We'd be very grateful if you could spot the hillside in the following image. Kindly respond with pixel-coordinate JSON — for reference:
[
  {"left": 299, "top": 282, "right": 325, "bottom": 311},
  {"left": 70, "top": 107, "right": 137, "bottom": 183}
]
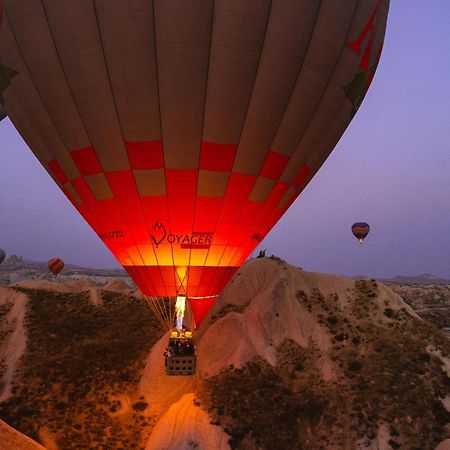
[
  {"left": 0, "top": 258, "right": 449, "bottom": 449},
  {"left": 0, "top": 255, "right": 130, "bottom": 287},
  {"left": 382, "top": 274, "right": 450, "bottom": 285},
  {"left": 0, "top": 284, "right": 164, "bottom": 449},
  {"left": 386, "top": 283, "right": 450, "bottom": 339},
  {"left": 2, "top": 254, "right": 448, "bottom": 337},
  {"left": 0, "top": 419, "right": 45, "bottom": 449}
]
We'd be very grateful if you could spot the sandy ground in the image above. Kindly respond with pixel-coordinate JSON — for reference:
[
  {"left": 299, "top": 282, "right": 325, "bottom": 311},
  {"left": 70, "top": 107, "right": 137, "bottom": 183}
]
[
  {"left": 103, "top": 279, "right": 130, "bottom": 292},
  {"left": 0, "top": 420, "right": 46, "bottom": 450},
  {"left": 428, "top": 347, "right": 450, "bottom": 418},
  {"left": 146, "top": 393, "right": 230, "bottom": 450},
  {"left": 355, "top": 423, "right": 391, "bottom": 450},
  {"left": 436, "top": 439, "right": 450, "bottom": 450},
  {"left": 0, "top": 259, "right": 448, "bottom": 449},
  {"left": 193, "top": 258, "right": 420, "bottom": 378},
  {"left": 139, "top": 333, "right": 198, "bottom": 419},
  {"left": 37, "top": 428, "right": 58, "bottom": 450},
  {"left": 138, "top": 259, "right": 447, "bottom": 449},
  {"left": 89, "top": 287, "right": 102, "bottom": 306},
  {"left": 0, "top": 287, "right": 28, "bottom": 402}
]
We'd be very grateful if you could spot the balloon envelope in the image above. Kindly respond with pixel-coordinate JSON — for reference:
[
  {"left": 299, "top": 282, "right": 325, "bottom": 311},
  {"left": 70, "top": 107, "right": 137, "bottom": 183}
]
[
  {"left": 0, "top": 1, "right": 388, "bottom": 325},
  {"left": 352, "top": 222, "right": 370, "bottom": 244},
  {"left": 0, "top": 104, "right": 6, "bottom": 121},
  {"left": 48, "top": 258, "right": 64, "bottom": 277}
]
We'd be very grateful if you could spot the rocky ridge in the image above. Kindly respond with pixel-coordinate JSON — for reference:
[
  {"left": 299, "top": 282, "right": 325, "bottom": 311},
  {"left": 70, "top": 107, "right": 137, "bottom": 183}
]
[{"left": 0, "top": 258, "right": 448, "bottom": 449}]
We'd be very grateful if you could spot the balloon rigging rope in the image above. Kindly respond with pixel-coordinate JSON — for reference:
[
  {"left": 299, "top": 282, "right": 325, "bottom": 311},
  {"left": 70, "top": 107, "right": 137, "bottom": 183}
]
[
  {"left": 156, "top": 297, "right": 171, "bottom": 330},
  {"left": 143, "top": 296, "right": 161, "bottom": 326},
  {"left": 150, "top": 296, "right": 165, "bottom": 323},
  {"left": 144, "top": 296, "right": 168, "bottom": 330},
  {"left": 144, "top": 295, "right": 177, "bottom": 331},
  {"left": 168, "top": 293, "right": 172, "bottom": 328}
]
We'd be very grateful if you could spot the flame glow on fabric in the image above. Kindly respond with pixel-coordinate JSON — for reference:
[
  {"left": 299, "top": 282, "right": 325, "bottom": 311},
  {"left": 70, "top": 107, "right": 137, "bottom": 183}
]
[{"left": 0, "top": 1, "right": 389, "bottom": 329}]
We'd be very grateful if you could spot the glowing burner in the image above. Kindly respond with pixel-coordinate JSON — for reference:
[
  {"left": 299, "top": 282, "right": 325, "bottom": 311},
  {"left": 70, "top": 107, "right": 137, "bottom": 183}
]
[{"left": 175, "top": 295, "right": 186, "bottom": 330}]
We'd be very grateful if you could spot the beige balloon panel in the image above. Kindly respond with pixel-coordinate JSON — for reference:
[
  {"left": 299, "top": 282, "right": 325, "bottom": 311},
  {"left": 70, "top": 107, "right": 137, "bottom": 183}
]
[{"left": 0, "top": 0, "right": 389, "bottom": 299}]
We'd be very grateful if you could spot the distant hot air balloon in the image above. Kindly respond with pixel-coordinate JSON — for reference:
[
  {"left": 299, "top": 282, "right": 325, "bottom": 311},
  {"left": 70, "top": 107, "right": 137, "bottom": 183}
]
[
  {"left": 48, "top": 258, "right": 64, "bottom": 277},
  {"left": 0, "top": 249, "right": 5, "bottom": 264},
  {"left": 0, "top": 1, "right": 389, "bottom": 329},
  {"left": 352, "top": 222, "right": 370, "bottom": 244}
]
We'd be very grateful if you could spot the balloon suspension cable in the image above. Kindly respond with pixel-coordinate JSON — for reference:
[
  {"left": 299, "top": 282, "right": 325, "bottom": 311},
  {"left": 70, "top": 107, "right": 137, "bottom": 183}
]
[
  {"left": 168, "top": 291, "right": 172, "bottom": 328},
  {"left": 142, "top": 294, "right": 190, "bottom": 333},
  {"left": 143, "top": 295, "right": 176, "bottom": 331}
]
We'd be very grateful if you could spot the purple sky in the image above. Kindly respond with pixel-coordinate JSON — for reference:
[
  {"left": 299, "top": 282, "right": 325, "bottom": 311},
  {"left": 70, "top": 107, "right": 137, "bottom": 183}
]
[{"left": 1, "top": 2, "right": 449, "bottom": 279}]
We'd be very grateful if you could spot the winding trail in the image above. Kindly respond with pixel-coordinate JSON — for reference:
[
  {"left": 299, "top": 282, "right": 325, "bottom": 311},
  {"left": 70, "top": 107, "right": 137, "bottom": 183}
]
[
  {"left": 89, "top": 287, "right": 102, "bottom": 306},
  {"left": 0, "top": 419, "right": 46, "bottom": 449},
  {"left": 0, "top": 287, "right": 28, "bottom": 402},
  {"left": 146, "top": 393, "right": 231, "bottom": 450}
]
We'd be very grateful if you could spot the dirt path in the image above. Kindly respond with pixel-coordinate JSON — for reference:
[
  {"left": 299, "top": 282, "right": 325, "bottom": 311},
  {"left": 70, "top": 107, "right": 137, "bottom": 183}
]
[
  {"left": 38, "top": 427, "right": 59, "bottom": 450},
  {"left": 146, "top": 393, "right": 231, "bottom": 450},
  {"left": 0, "top": 287, "right": 28, "bottom": 402},
  {"left": 89, "top": 287, "right": 102, "bottom": 306},
  {"left": 0, "top": 419, "right": 46, "bottom": 449}
]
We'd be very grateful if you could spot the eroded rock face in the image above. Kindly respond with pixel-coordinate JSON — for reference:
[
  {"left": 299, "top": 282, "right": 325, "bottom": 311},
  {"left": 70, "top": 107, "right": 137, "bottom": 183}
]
[
  {"left": 146, "top": 394, "right": 230, "bottom": 450},
  {"left": 388, "top": 283, "right": 450, "bottom": 338},
  {"left": 139, "top": 258, "right": 450, "bottom": 449},
  {"left": 187, "top": 259, "right": 448, "bottom": 449},
  {"left": 1, "top": 258, "right": 448, "bottom": 449},
  {"left": 436, "top": 439, "right": 450, "bottom": 450},
  {"left": 194, "top": 258, "right": 417, "bottom": 377},
  {"left": 0, "top": 287, "right": 28, "bottom": 402},
  {"left": 139, "top": 333, "right": 199, "bottom": 419},
  {"left": 0, "top": 420, "right": 46, "bottom": 450}
]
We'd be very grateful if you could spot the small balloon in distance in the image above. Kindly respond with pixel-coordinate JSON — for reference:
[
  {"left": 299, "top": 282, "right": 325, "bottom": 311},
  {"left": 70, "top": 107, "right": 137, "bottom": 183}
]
[
  {"left": 351, "top": 222, "right": 370, "bottom": 244},
  {"left": 48, "top": 258, "right": 64, "bottom": 276}
]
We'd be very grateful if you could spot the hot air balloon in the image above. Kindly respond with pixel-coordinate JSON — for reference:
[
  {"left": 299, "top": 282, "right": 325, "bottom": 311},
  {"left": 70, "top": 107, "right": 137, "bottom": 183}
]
[
  {"left": 0, "top": 1, "right": 389, "bottom": 330},
  {"left": 352, "top": 222, "right": 370, "bottom": 244},
  {"left": 48, "top": 258, "right": 64, "bottom": 277},
  {"left": 0, "top": 104, "right": 6, "bottom": 121},
  {"left": 0, "top": 249, "right": 5, "bottom": 264}
]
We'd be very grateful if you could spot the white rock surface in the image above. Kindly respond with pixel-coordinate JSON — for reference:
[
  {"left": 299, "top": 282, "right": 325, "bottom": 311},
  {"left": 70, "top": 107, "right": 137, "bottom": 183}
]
[
  {"left": 0, "top": 287, "right": 28, "bottom": 402},
  {"left": 140, "top": 258, "right": 425, "bottom": 449},
  {"left": 146, "top": 393, "right": 230, "bottom": 450},
  {"left": 436, "top": 439, "right": 450, "bottom": 450},
  {"left": 0, "top": 420, "right": 46, "bottom": 450}
]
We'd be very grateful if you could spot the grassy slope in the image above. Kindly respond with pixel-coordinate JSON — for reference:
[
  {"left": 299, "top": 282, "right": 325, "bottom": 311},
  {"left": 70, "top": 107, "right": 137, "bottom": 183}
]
[
  {"left": 198, "top": 280, "right": 450, "bottom": 450},
  {"left": 0, "top": 288, "right": 163, "bottom": 449},
  {"left": 0, "top": 299, "right": 13, "bottom": 388},
  {"left": 0, "top": 279, "right": 449, "bottom": 450},
  {"left": 388, "top": 284, "right": 450, "bottom": 331}
]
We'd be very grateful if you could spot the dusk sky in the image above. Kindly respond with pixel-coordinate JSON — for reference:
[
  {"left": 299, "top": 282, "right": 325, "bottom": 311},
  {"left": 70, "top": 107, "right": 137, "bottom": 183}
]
[{"left": 1, "top": 2, "right": 449, "bottom": 279}]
